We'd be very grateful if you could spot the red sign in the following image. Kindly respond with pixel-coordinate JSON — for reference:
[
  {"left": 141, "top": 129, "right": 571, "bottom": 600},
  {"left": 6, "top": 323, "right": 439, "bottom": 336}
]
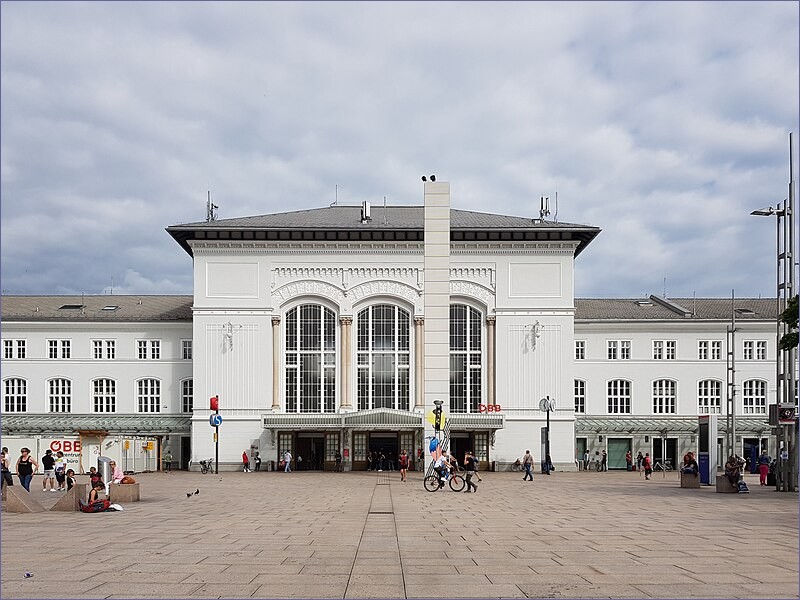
[
  {"left": 210, "top": 395, "right": 219, "bottom": 411},
  {"left": 343, "top": 448, "right": 349, "bottom": 458},
  {"left": 49, "top": 440, "right": 82, "bottom": 453},
  {"left": 478, "top": 404, "right": 502, "bottom": 413}
]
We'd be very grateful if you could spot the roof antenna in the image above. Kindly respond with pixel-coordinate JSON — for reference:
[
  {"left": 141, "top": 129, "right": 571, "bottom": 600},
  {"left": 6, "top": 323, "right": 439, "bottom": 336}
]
[
  {"left": 110, "top": 277, "right": 114, "bottom": 296},
  {"left": 553, "top": 191, "right": 559, "bottom": 223},
  {"left": 383, "top": 195, "right": 388, "bottom": 225},
  {"left": 663, "top": 277, "right": 667, "bottom": 298},
  {"left": 331, "top": 184, "right": 338, "bottom": 207},
  {"left": 206, "top": 191, "right": 218, "bottom": 222},
  {"left": 539, "top": 195, "right": 550, "bottom": 220}
]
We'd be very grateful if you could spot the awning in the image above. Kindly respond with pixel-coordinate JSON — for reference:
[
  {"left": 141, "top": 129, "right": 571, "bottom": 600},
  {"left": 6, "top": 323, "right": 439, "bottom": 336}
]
[
  {"left": 576, "top": 416, "right": 770, "bottom": 435},
  {"left": 1, "top": 414, "right": 192, "bottom": 436},
  {"left": 262, "top": 408, "right": 504, "bottom": 431}
]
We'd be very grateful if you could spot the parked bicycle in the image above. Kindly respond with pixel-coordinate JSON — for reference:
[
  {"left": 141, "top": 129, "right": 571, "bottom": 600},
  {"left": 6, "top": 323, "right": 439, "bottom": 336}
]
[
  {"left": 199, "top": 458, "right": 214, "bottom": 474},
  {"left": 424, "top": 466, "right": 466, "bottom": 492},
  {"left": 653, "top": 459, "right": 673, "bottom": 472},
  {"left": 511, "top": 458, "right": 523, "bottom": 472}
]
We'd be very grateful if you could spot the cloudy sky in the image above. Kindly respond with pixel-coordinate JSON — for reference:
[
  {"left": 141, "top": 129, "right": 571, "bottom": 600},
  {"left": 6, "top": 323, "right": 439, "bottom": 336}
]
[{"left": 2, "top": 1, "right": 797, "bottom": 299}]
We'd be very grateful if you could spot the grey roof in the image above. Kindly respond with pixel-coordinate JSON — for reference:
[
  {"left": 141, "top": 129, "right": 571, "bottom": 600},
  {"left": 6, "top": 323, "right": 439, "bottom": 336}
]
[
  {"left": 1, "top": 414, "right": 192, "bottom": 435},
  {"left": 171, "top": 206, "right": 594, "bottom": 231},
  {"left": 575, "top": 296, "right": 778, "bottom": 321},
  {"left": 1, "top": 295, "right": 193, "bottom": 322},
  {"left": 166, "top": 205, "right": 601, "bottom": 257}
]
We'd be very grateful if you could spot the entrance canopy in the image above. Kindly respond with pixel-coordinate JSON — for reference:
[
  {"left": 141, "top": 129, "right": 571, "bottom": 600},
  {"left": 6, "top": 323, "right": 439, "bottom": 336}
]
[
  {"left": 262, "top": 408, "right": 504, "bottom": 431},
  {"left": 576, "top": 416, "right": 769, "bottom": 435}
]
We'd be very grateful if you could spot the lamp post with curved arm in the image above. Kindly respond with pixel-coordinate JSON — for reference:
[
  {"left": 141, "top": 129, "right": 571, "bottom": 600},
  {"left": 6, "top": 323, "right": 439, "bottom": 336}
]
[{"left": 539, "top": 396, "right": 556, "bottom": 473}]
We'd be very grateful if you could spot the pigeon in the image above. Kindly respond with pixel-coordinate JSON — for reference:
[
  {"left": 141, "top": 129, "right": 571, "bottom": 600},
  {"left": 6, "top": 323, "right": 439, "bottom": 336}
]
[
  {"left": 186, "top": 492, "right": 193, "bottom": 498},
  {"left": 194, "top": 489, "right": 199, "bottom": 495}
]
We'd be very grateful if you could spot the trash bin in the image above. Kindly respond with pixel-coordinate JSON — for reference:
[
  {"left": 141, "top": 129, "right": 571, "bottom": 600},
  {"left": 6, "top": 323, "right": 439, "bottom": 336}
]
[
  {"left": 97, "top": 456, "right": 113, "bottom": 484},
  {"left": 267, "top": 460, "right": 274, "bottom": 472},
  {"left": 491, "top": 460, "right": 497, "bottom": 472}
]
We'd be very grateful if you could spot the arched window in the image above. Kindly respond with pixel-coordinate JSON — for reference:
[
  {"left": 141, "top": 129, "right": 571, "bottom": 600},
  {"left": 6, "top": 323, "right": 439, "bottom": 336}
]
[
  {"left": 607, "top": 380, "right": 631, "bottom": 414},
  {"left": 137, "top": 378, "right": 161, "bottom": 413},
  {"left": 574, "top": 379, "right": 586, "bottom": 414},
  {"left": 357, "top": 304, "right": 410, "bottom": 411},
  {"left": 450, "top": 304, "right": 482, "bottom": 413},
  {"left": 285, "top": 304, "right": 336, "bottom": 413},
  {"left": 3, "top": 378, "right": 27, "bottom": 412},
  {"left": 698, "top": 379, "right": 722, "bottom": 414},
  {"left": 93, "top": 379, "right": 116, "bottom": 413},
  {"left": 743, "top": 379, "right": 767, "bottom": 414},
  {"left": 181, "top": 379, "right": 193, "bottom": 413},
  {"left": 48, "top": 378, "right": 71, "bottom": 413},
  {"left": 652, "top": 379, "right": 676, "bottom": 414}
]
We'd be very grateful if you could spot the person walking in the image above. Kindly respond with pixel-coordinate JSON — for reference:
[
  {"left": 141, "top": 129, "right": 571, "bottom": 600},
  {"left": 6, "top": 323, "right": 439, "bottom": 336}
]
[
  {"left": 283, "top": 450, "right": 292, "bottom": 473},
  {"left": 254, "top": 451, "right": 262, "bottom": 472},
  {"left": 335, "top": 451, "right": 342, "bottom": 472},
  {"left": 625, "top": 450, "right": 633, "bottom": 472},
  {"left": 643, "top": 453, "right": 652, "bottom": 480},
  {"left": 163, "top": 449, "right": 173, "bottom": 472},
  {"left": 16, "top": 448, "right": 38, "bottom": 491},
  {"left": 41, "top": 449, "right": 56, "bottom": 492},
  {"left": 600, "top": 450, "right": 608, "bottom": 472},
  {"left": 522, "top": 450, "right": 534, "bottom": 481},
  {"left": 583, "top": 450, "right": 590, "bottom": 471},
  {"left": 242, "top": 450, "right": 250, "bottom": 473},
  {"left": 0, "top": 449, "right": 12, "bottom": 487},
  {"left": 636, "top": 451, "right": 644, "bottom": 474},
  {"left": 757, "top": 449, "right": 771, "bottom": 486},
  {"left": 463, "top": 451, "right": 478, "bottom": 493},
  {"left": 398, "top": 450, "right": 409, "bottom": 482}
]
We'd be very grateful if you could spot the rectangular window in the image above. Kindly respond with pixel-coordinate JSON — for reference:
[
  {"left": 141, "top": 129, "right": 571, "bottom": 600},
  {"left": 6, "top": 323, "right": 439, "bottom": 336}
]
[
  {"left": 181, "top": 379, "right": 193, "bottom": 413},
  {"left": 711, "top": 341, "right": 721, "bottom": 360},
  {"left": 3, "top": 340, "right": 12, "bottom": 359},
  {"left": 607, "top": 341, "right": 630, "bottom": 360},
  {"left": 16, "top": 340, "right": 26, "bottom": 359},
  {"left": 575, "top": 340, "right": 585, "bottom": 360},
  {"left": 756, "top": 341, "right": 766, "bottom": 361},
  {"left": 93, "top": 340, "right": 115, "bottom": 359},
  {"left": 137, "top": 340, "right": 160, "bottom": 359},
  {"left": 620, "top": 341, "right": 631, "bottom": 360},
  {"left": 574, "top": 380, "right": 586, "bottom": 414},
  {"left": 607, "top": 341, "right": 617, "bottom": 360},
  {"left": 653, "top": 340, "right": 676, "bottom": 360},
  {"left": 743, "top": 341, "right": 754, "bottom": 361},
  {"left": 182, "top": 340, "right": 193, "bottom": 360},
  {"left": 49, "top": 339, "right": 59, "bottom": 359}
]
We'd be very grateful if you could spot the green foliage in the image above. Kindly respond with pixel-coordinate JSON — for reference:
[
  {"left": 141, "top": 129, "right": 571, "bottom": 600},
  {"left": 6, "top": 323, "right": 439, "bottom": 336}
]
[{"left": 779, "top": 295, "right": 799, "bottom": 351}]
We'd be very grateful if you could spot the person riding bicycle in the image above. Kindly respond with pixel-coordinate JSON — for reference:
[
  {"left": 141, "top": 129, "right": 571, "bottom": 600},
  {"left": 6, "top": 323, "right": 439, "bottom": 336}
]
[{"left": 433, "top": 455, "right": 448, "bottom": 488}]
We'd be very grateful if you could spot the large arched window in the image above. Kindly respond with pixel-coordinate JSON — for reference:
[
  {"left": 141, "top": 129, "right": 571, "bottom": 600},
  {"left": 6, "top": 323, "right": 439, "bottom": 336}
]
[
  {"left": 357, "top": 304, "right": 410, "bottom": 411},
  {"left": 652, "top": 379, "right": 676, "bottom": 414},
  {"left": 3, "top": 378, "right": 27, "bottom": 412},
  {"left": 743, "top": 379, "right": 767, "bottom": 414},
  {"left": 607, "top": 380, "right": 631, "bottom": 414},
  {"left": 48, "top": 378, "right": 72, "bottom": 413},
  {"left": 285, "top": 304, "right": 336, "bottom": 413},
  {"left": 698, "top": 379, "right": 722, "bottom": 414},
  {"left": 93, "top": 378, "right": 116, "bottom": 413},
  {"left": 450, "top": 304, "right": 482, "bottom": 413},
  {"left": 137, "top": 378, "right": 161, "bottom": 413}
]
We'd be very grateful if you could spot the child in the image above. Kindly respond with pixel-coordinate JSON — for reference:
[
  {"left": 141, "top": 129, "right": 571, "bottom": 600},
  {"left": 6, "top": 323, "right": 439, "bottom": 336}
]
[{"left": 65, "top": 469, "right": 76, "bottom": 491}]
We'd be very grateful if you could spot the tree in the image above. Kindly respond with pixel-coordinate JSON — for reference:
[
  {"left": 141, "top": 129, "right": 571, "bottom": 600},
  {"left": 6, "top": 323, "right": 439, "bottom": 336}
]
[{"left": 779, "top": 295, "right": 799, "bottom": 351}]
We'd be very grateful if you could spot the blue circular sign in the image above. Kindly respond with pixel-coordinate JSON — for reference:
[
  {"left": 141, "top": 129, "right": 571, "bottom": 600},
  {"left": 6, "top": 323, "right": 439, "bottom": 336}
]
[{"left": 209, "top": 414, "right": 223, "bottom": 427}]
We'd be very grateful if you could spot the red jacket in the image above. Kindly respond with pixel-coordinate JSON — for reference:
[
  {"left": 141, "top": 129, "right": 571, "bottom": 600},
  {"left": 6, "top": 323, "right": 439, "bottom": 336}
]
[{"left": 242, "top": 452, "right": 249, "bottom": 464}]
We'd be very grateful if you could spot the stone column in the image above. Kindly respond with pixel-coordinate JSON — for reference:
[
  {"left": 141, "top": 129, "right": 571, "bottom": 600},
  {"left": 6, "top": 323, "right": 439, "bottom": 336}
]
[
  {"left": 486, "top": 316, "right": 496, "bottom": 407},
  {"left": 271, "top": 317, "right": 281, "bottom": 411},
  {"left": 340, "top": 316, "right": 353, "bottom": 410},
  {"left": 414, "top": 317, "right": 425, "bottom": 409}
]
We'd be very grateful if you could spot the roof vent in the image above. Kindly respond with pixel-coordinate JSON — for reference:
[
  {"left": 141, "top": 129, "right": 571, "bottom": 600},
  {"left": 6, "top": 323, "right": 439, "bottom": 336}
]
[
  {"left": 361, "top": 201, "right": 372, "bottom": 223},
  {"left": 734, "top": 308, "right": 755, "bottom": 316},
  {"left": 58, "top": 304, "right": 84, "bottom": 310},
  {"left": 102, "top": 305, "right": 119, "bottom": 311},
  {"left": 635, "top": 300, "right": 652, "bottom": 306}
]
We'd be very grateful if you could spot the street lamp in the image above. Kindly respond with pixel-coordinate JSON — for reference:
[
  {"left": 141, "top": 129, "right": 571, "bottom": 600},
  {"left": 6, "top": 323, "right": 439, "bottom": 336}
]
[
  {"left": 749, "top": 133, "right": 797, "bottom": 492},
  {"left": 539, "top": 396, "right": 556, "bottom": 473}
]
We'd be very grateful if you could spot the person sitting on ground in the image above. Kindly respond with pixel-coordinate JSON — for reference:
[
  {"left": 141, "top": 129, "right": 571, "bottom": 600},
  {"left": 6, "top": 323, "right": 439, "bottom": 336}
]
[
  {"left": 681, "top": 451, "right": 699, "bottom": 476},
  {"left": 85, "top": 482, "right": 112, "bottom": 512},
  {"left": 724, "top": 455, "right": 741, "bottom": 487}
]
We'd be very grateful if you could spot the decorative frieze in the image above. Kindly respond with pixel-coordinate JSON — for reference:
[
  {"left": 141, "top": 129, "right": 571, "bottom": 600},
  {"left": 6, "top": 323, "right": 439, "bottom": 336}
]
[
  {"left": 271, "top": 280, "right": 346, "bottom": 305},
  {"left": 349, "top": 280, "right": 421, "bottom": 303}
]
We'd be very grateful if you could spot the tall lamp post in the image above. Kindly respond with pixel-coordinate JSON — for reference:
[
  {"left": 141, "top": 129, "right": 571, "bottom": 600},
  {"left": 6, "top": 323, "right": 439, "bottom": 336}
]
[
  {"left": 539, "top": 396, "right": 556, "bottom": 473},
  {"left": 750, "top": 133, "right": 797, "bottom": 492}
]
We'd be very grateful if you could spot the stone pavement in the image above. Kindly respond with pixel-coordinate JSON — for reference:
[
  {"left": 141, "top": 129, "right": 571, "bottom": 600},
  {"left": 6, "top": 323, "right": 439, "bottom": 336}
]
[{"left": 1, "top": 469, "right": 797, "bottom": 599}]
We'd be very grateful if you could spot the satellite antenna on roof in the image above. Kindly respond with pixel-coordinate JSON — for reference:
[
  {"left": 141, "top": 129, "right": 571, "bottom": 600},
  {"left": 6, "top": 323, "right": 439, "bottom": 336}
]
[
  {"left": 206, "top": 191, "right": 218, "bottom": 222},
  {"left": 539, "top": 196, "right": 550, "bottom": 220}
]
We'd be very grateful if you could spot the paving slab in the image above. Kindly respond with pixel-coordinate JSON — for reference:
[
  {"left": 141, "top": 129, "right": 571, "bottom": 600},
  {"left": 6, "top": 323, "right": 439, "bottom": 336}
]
[{"left": 2, "top": 470, "right": 797, "bottom": 599}]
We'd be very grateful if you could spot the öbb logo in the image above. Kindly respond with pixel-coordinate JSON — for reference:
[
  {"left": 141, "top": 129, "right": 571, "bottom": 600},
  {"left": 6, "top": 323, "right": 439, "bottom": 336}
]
[
  {"left": 478, "top": 404, "right": 502, "bottom": 413},
  {"left": 49, "top": 440, "right": 81, "bottom": 453}
]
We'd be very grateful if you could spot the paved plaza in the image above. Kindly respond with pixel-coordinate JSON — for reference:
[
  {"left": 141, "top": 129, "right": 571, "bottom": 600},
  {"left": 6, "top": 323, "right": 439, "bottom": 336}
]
[{"left": 1, "top": 469, "right": 798, "bottom": 599}]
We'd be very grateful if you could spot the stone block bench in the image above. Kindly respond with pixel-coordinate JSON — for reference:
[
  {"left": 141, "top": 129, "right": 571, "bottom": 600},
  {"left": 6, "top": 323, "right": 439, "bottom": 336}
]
[
  {"left": 680, "top": 472, "right": 701, "bottom": 488},
  {"left": 110, "top": 483, "right": 140, "bottom": 502},
  {"left": 715, "top": 475, "right": 738, "bottom": 493}
]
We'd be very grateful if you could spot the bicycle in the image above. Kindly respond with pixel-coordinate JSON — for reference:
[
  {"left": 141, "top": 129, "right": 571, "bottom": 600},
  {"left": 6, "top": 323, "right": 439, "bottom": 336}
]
[
  {"left": 424, "top": 467, "right": 466, "bottom": 492},
  {"left": 653, "top": 460, "right": 673, "bottom": 472},
  {"left": 199, "top": 458, "right": 214, "bottom": 474},
  {"left": 511, "top": 459, "right": 523, "bottom": 472}
]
